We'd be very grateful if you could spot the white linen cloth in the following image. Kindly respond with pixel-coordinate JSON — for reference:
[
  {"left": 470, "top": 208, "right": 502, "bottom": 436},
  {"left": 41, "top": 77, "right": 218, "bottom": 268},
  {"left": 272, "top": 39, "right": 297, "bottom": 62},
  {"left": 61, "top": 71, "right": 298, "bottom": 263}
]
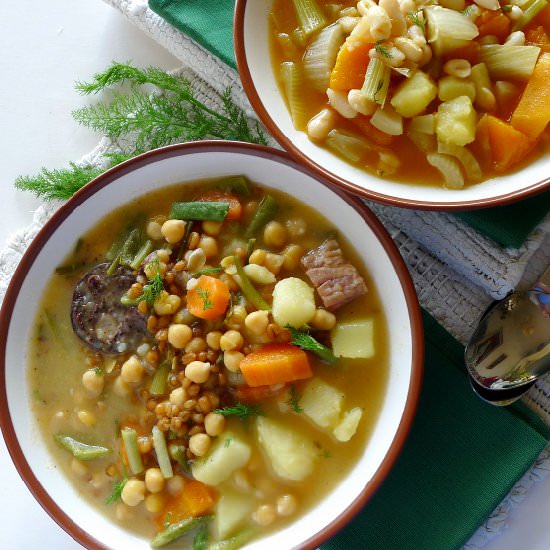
[{"left": 0, "top": 0, "right": 549, "bottom": 546}]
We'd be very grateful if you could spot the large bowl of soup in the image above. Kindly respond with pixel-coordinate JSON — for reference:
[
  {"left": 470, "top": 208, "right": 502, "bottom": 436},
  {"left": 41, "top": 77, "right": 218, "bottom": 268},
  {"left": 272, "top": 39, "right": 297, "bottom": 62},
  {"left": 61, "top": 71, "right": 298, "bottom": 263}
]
[
  {"left": 0, "top": 142, "right": 423, "bottom": 550},
  {"left": 234, "top": 0, "right": 550, "bottom": 209}
]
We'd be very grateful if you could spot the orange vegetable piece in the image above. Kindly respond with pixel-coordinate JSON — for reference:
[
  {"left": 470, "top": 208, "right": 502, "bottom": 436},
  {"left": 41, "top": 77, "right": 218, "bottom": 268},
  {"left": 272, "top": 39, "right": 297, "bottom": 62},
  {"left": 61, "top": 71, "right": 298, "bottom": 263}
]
[
  {"left": 533, "top": 3, "right": 550, "bottom": 28},
  {"left": 153, "top": 480, "right": 217, "bottom": 531},
  {"left": 197, "top": 189, "right": 242, "bottom": 221},
  {"left": 187, "top": 275, "right": 230, "bottom": 320},
  {"left": 443, "top": 41, "right": 480, "bottom": 64},
  {"left": 478, "top": 114, "right": 533, "bottom": 172},
  {"left": 353, "top": 115, "right": 393, "bottom": 146},
  {"left": 240, "top": 343, "right": 313, "bottom": 387},
  {"left": 526, "top": 26, "right": 550, "bottom": 53},
  {"left": 329, "top": 41, "right": 373, "bottom": 91},
  {"left": 232, "top": 383, "right": 288, "bottom": 403},
  {"left": 476, "top": 9, "right": 511, "bottom": 42},
  {"left": 511, "top": 53, "right": 550, "bottom": 141}
]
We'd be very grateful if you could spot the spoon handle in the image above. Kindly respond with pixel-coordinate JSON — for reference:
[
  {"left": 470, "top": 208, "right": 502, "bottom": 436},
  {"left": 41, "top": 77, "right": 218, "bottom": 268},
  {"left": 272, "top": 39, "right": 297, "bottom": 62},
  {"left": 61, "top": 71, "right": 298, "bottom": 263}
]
[{"left": 531, "top": 266, "right": 550, "bottom": 315}]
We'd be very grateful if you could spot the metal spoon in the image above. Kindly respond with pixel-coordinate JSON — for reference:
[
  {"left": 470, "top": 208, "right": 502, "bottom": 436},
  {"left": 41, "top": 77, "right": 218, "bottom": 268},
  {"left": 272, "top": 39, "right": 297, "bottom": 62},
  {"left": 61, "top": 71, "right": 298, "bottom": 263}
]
[{"left": 464, "top": 266, "right": 550, "bottom": 406}]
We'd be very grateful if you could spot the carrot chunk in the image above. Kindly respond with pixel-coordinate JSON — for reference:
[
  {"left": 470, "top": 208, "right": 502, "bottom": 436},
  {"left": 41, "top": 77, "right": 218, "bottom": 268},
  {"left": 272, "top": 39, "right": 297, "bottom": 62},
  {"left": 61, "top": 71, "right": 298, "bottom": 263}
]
[
  {"left": 187, "top": 275, "right": 230, "bottom": 320},
  {"left": 478, "top": 114, "right": 533, "bottom": 172},
  {"left": 511, "top": 53, "right": 550, "bottom": 141},
  {"left": 196, "top": 189, "right": 242, "bottom": 221},
  {"left": 526, "top": 26, "right": 550, "bottom": 53},
  {"left": 232, "top": 383, "right": 288, "bottom": 403},
  {"left": 240, "top": 343, "right": 313, "bottom": 387},
  {"left": 329, "top": 41, "right": 373, "bottom": 91},
  {"left": 153, "top": 480, "right": 216, "bottom": 531},
  {"left": 476, "top": 9, "right": 511, "bottom": 42}
]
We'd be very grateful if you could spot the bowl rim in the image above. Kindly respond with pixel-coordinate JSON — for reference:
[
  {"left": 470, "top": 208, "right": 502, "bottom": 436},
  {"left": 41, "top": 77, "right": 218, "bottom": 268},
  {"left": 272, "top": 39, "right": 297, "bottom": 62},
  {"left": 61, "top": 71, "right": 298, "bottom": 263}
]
[
  {"left": 233, "top": 0, "right": 550, "bottom": 211},
  {"left": 0, "top": 141, "right": 424, "bottom": 550}
]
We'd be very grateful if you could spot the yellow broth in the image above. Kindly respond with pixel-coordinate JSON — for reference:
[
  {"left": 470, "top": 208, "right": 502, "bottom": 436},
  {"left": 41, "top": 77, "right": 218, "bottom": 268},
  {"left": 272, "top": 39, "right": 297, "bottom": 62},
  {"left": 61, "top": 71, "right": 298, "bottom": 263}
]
[
  {"left": 29, "top": 178, "right": 388, "bottom": 546},
  {"left": 270, "top": 0, "right": 550, "bottom": 188}
]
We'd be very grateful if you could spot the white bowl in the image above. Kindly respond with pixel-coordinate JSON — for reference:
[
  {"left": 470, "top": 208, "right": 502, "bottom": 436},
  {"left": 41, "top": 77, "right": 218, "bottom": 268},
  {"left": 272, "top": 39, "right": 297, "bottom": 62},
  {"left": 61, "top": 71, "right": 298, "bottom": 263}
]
[
  {"left": 0, "top": 142, "right": 423, "bottom": 549},
  {"left": 234, "top": 0, "right": 550, "bottom": 209}
]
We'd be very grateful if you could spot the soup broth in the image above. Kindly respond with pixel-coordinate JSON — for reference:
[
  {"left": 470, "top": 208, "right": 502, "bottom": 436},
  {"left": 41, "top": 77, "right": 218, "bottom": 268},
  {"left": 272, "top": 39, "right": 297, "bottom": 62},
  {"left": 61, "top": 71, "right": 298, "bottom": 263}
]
[
  {"left": 270, "top": 0, "right": 550, "bottom": 189},
  {"left": 29, "top": 177, "right": 388, "bottom": 548}
]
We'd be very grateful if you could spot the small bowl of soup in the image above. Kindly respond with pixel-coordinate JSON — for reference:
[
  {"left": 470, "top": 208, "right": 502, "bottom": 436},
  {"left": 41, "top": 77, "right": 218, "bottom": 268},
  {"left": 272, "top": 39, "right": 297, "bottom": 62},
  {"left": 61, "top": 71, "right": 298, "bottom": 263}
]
[
  {"left": 0, "top": 142, "right": 423, "bottom": 549},
  {"left": 234, "top": 0, "right": 550, "bottom": 208}
]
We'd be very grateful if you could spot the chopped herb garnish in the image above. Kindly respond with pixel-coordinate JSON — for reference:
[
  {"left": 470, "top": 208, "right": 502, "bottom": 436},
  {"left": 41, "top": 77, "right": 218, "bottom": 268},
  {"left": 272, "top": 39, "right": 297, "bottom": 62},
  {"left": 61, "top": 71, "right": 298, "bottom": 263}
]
[
  {"left": 214, "top": 403, "right": 263, "bottom": 418},
  {"left": 501, "top": 4, "right": 512, "bottom": 11},
  {"left": 138, "top": 272, "right": 164, "bottom": 306},
  {"left": 224, "top": 436, "right": 233, "bottom": 448},
  {"left": 93, "top": 367, "right": 104, "bottom": 376},
  {"left": 104, "top": 477, "right": 127, "bottom": 504},
  {"left": 197, "top": 287, "right": 213, "bottom": 311},
  {"left": 462, "top": 5, "right": 475, "bottom": 16},
  {"left": 192, "top": 266, "right": 223, "bottom": 278},
  {"left": 287, "top": 325, "right": 337, "bottom": 364},
  {"left": 407, "top": 10, "right": 425, "bottom": 30},
  {"left": 373, "top": 79, "right": 384, "bottom": 104},
  {"left": 193, "top": 522, "right": 210, "bottom": 550},
  {"left": 164, "top": 512, "right": 174, "bottom": 529},
  {"left": 287, "top": 385, "right": 303, "bottom": 413},
  {"left": 374, "top": 41, "right": 392, "bottom": 59}
]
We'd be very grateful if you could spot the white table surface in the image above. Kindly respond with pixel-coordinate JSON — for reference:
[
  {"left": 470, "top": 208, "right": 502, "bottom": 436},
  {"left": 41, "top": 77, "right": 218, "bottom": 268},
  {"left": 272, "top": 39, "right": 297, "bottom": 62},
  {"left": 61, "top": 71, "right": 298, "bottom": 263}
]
[{"left": 1, "top": 1, "right": 550, "bottom": 549}]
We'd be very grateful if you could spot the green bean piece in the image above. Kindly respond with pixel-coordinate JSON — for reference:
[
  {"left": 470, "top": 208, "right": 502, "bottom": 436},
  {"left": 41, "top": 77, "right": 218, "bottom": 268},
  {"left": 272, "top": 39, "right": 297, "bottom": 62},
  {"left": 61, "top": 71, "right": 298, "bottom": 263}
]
[
  {"left": 151, "top": 516, "right": 213, "bottom": 548},
  {"left": 215, "top": 175, "right": 251, "bottom": 196},
  {"left": 245, "top": 195, "right": 278, "bottom": 237},
  {"left": 119, "top": 228, "right": 142, "bottom": 266},
  {"left": 121, "top": 428, "right": 144, "bottom": 474},
  {"left": 55, "top": 261, "right": 95, "bottom": 277},
  {"left": 245, "top": 238, "right": 256, "bottom": 262},
  {"left": 208, "top": 527, "right": 257, "bottom": 550},
  {"left": 193, "top": 522, "right": 210, "bottom": 550},
  {"left": 170, "top": 201, "right": 229, "bottom": 221},
  {"left": 54, "top": 434, "right": 111, "bottom": 461},
  {"left": 130, "top": 239, "right": 154, "bottom": 271},
  {"left": 150, "top": 360, "right": 171, "bottom": 396},
  {"left": 232, "top": 255, "right": 271, "bottom": 311},
  {"left": 192, "top": 266, "right": 223, "bottom": 278},
  {"left": 105, "top": 213, "right": 146, "bottom": 261},
  {"left": 152, "top": 425, "right": 174, "bottom": 479}
]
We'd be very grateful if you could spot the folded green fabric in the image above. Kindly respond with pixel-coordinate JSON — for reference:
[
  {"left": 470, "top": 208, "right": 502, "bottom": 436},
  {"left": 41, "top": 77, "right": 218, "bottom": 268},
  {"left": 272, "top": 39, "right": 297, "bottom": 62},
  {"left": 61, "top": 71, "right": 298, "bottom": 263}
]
[
  {"left": 322, "top": 311, "right": 550, "bottom": 550},
  {"left": 148, "top": 0, "right": 550, "bottom": 248}
]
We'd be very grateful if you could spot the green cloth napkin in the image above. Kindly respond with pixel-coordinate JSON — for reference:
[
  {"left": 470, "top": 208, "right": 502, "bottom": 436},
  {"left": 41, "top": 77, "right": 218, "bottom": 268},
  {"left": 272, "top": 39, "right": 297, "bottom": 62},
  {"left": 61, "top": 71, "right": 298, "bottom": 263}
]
[{"left": 149, "top": 0, "right": 550, "bottom": 249}]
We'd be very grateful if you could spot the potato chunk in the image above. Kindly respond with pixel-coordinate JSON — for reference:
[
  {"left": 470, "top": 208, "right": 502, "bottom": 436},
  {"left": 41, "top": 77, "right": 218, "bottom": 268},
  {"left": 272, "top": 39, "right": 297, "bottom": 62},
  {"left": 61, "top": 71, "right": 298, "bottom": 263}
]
[
  {"left": 256, "top": 417, "right": 318, "bottom": 481},
  {"left": 300, "top": 378, "right": 344, "bottom": 429},
  {"left": 333, "top": 407, "right": 363, "bottom": 442},
  {"left": 390, "top": 70, "right": 438, "bottom": 118},
  {"left": 215, "top": 487, "right": 255, "bottom": 539},
  {"left": 436, "top": 95, "right": 476, "bottom": 147},
  {"left": 331, "top": 319, "right": 375, "bottom": 359},
  {"left": 192, "top": 432, "right": 251, "bottom": 486}
]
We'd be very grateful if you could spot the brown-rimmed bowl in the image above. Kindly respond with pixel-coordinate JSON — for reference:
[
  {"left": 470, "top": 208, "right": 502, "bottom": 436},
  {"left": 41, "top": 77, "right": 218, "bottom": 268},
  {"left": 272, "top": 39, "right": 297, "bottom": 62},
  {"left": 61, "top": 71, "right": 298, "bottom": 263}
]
[
  {"left": 0, "top": 142, "right": 423, "bottom": 549},
  {"left": 234, "top": 0, "right": 550, "bottom": 210}
]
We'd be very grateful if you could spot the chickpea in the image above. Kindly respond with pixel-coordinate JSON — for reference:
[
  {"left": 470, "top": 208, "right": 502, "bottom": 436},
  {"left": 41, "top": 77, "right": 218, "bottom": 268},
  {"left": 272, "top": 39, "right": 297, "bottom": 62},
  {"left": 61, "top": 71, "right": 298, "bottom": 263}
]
[
  {"left": 169, "top": 386, "right": 187, "bottom": 408},
  {"left": 285, "top": 218, "right": 306, "bottom": 238},
  {"left": 264, "top": 252, "right": 284, "bottom": 275},
  {"left": 185, "top": 336, "right": 208, "bottom": 354},
  {"left": 225, "top": 305, "right": 247, "bottom": 330},
  {"left": 252, "top": 504, "right": 277, "bottom": 526},
  {"left": 202, "top": 220, "right": 223, "bottom": 236},
  {"left": 245, "top": 310, "right": 269, "bottom": 335},
  {"left": 120, "top": 355, "right": 144, "bottom": 385},
  {"left": 154, "top": 292, "right": 181, "bottom": 316},
  {"left": 249, "top": 249, "right": 266, "bottom": 265},
  {"left": 224, "top": 350, "right": 244, "bottom": 372},
  {"left": 199, "top": 235, "right": 218, "bottom": 257},
  {"left": 82, "top": 368, "right": 104, "bottom": 397},
  {"left": 186, "top": 248, "right": 206, "bottom": 273},
  {"left": 282, "top": 244, "right": 303, "bottom": 271},
  {"left": 161, "top": 219, "right": 186, "bottom": 244},
  {"left": 263, "top": 221, "right": 287, "bottom": 248},
  {"left": 189, "top": 433, "right": 211, "bottom": 457},
  {"left": 206, "top": 330, "right": 222, "bottom": 350},
  {"left": 145, "top": 493, "right": 165, "bottom": 513},
  {"left": 113, "top": 375, "right": 131, "bottom": 397},
  {"left": 115, "top": 502, "right": 133, "bottom": 522},
  {"left": 121, "top": 479, "right": 146, "bottom": 507},
  {"left": 167, "top": 324, "right": 193, "bottom": 349},
  {"left": 310, "top": 309, "right": 336, "bottom": 331},
  {"left": 145, "top": 468, "right": 165, "bottom": 494},
  {"left": 220, "top": 330, "right": 244, "bottom": 351},
  {"left": 77, "top": 409, "right": 96, "bottom": 427},
  {"left": 146, "top": 220, "right": 163, "bottom": 241},
  {"left": 185, "top": 361, "right": 211, "bottom": 384},
  {"left": 276, "top": 494, "right": 297, "bottom": 517},
  {"left": 204, "top": 412, "right": 226, "bottom": 437}
]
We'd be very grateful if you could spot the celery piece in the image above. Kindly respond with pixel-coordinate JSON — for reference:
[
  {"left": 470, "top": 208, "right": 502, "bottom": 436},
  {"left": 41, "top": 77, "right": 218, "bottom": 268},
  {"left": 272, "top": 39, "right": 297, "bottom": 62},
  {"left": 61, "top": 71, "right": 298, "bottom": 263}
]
[
  {"left": 130, "top": 239, "right": 153, "bottom": 271},
  {"left": 302, "top": 23, "right": 344, "bottom": 92},
  {"left": 292, "top": 0, "right": 327, "bottom": 36},
  {"left": 437, "top": 141, "right": 482, "bottom": 182},
  {"left": 233, "top": 255, "right": 271, "bottom": 311},
  {"left": 280, "top": 62, "right": 310, "bottom": 129},
  {"left": 170, "top": 201, "right": 229, "bottom": 221},
  {"left": 512, "top": 0, "right": 548, "bottom": 31},
  {"left": 325, "top": 129, "right": 373, "bottom": 163},
  {"left": 121, "top": 427, "right": 144, "bottom": 474},
  {"left": 152, "top": 425, "right": 173, "bottom": 479},
  {"left": 479, "top": 45, "right": 541, "bottom": 80},
  {"left": 427, "top": 153, "right": 465, "bottom": 189},
  {"left": 215, "top": 175, "right": 251, "bottom": 197},
  {"left": 150, "top": 360, "right": 171, "bottom": 396},
  {"left": 245, "top": 194, "right": 278, "bottom": 238},
  {"left": 208, "top": 527, "right": 257, "bottom": 550},
  {"left": 54, "top": 434, "right": 111, "bottom": 461},
  {"left": 150, "top": 516, "right": 212, "bottom": 548},
  {"left": 361, "top": 58, "right": 391, "bottom": 107}
]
